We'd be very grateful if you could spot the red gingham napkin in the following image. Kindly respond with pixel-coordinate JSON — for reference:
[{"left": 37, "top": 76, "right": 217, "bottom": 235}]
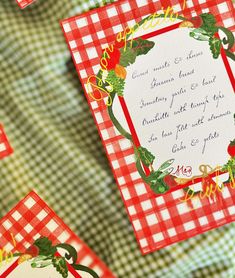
[
  {"left": 16, "top": 0, "right": 35, "bottom": 9},
  {"left": 0, "top": 125, "right": 13, "bottom": 160},
  {"left": 61, "top": 0, "right": 235, "bottom": 254},
  {"left": 0, "top": 191, "right": 115, "bottom": 277}
]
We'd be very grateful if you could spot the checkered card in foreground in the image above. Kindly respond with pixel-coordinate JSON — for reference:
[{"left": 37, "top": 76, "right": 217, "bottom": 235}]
[{"left": 0, "top": 191, "right": 115, "bottom": 277}]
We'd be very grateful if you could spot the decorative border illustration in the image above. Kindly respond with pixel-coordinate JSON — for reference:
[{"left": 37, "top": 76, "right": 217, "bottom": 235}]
[
  {"left": 87, "top": 12, "right": 235, "bottom": 196},
  {"left": 1, "top": 237, "right": 98, "bottom": 278},
  {"left": 0, "top": 191, "right": 115, "bottom": 277}
]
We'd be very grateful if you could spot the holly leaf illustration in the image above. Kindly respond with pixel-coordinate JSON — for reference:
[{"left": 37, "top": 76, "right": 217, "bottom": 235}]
[
  {"left": 52, "top": 257, "right": 68, "bottom": 278},
  {"left": 106, "top": 70, "right": 125, "bottom": 96},
  {"left": 33, "top": 237, "right": 57, "bottom": 257},
  {"left": 209, "top": 37, "right": 222, "bottom": 58},
  {"left": 130, "top": 38, "right": 155, "bottom": 56},
  {"left": 200, "top": 13, "right": 218, "bottom": 36},
  {"left": 119, "top": 48, "right": 137, "bottom": 67},
  {"left": 138, "top": 146, "right": 155, "bottom": 167}
]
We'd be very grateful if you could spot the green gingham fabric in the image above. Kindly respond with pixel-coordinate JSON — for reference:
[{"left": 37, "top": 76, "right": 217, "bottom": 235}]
[{"left": 1, "top": 0, "right": 235, "bottom": 277}]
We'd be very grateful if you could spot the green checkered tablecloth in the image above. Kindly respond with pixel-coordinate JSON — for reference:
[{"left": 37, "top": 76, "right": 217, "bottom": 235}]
[{"left": 1, "top": 1, "right": 235, "bottom": 277}]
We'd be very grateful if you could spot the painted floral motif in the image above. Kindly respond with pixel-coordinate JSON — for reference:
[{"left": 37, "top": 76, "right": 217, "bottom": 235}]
[
  {"left": 92, "top": 12, "right": 235, "bottom": 196},
  {"left": 14, "top": 237, "right": 99, "bottom": 278},
  {"left": 180, "top": 13, "right": 235, "bottom": 60}
]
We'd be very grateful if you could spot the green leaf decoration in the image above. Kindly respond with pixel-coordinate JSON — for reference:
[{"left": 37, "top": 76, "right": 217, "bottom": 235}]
[
  {"left": 189, "top": 28, "right": 210, "bottom": 41},
  {"left": 222, "top": 157, "right": 235, "bottom": 183},
  {"left": 33, "top": 237, "right": 57, "bottom": 257},
  {"left": 119, "top": 38, "right": 155, "bottom": 67},
  {"left": 106, "top": 70, "right": 125, "bottom": 96},
  {"left": 138, "top": 146, "right": 155, "bottom": 167},
  {"left": 222, "top": 157, "right": 235, "bottom": 171},
  {"left": 157, "top": 168, "right": 173, "bottom": 180},
  {"left": 150, "top": 178, "right": 169, "bottom": 194},
  {"left": 200, "top": 13, "right": 218, "bottom": 36},
  {"left": 200, "top": 13, "right": 216, "bottom": 26},
  {"left": 56, "top": 243, "right": 77, "bottom": 265},
  {"left": 158, "top": 159, "right": 174, "bottom": 172},
  {"left": 119, "top": 48, "right": 137, "bottom": 67},
  {"left": 130, "top": 38, "right": 155, "bottom": 56},
  {"left": 73, "top": 264, "right": 99, "bottom": 278},
  {"left": 52, "top": 257, "right": 68, "bottom": 278},
  {"left": 31, "top": 256, "right": 52, "bottom": 268},
  {"left": 218, "top": 26, "right": 235, "bottom": 50},
  {"left": 147, "top": 170, "right": 160, "bottom": 181},
  {"left": 146, "top": 170, "right": 170, "bottom": 194},
  {"left": 209, "top": 37, "right": 222, "bottom": 58}
]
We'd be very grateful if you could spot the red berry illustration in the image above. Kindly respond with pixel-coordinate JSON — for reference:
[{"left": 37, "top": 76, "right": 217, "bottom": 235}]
[
  {"left": 189, "top": 16, "right": 203, "bottom": 28},
  {"left": 227, "top": 139, "right": 235, "bottom": 157},
  {"left": 26, "top": 245, "right": 40, "bottom": 257},
  {"left": 101, "top": 48, "right": 121, "bottom": 70},
  {"left": 92, "top": 89, "right": 103, "bottom": 100},
  {"left": 163, "top": 175, "right": 178, "bottom": 188}
]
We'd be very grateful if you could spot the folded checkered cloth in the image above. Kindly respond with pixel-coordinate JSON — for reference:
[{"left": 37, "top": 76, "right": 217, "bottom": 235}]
[{"left": 0, "top": 0, "right": 235, "bottom": 277}]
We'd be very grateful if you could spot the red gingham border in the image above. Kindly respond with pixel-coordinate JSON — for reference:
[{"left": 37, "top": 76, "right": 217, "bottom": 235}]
[
  {"left": 0, "top": 125, "right": 13, "bottom": 160},
  {"left": 16, "top": 0, "right": 35, "bottom": 9},
  {"left": 0, "top": 191, "right": 115, "bottom": 278},
  {"left": 61, "top": 0, "right": 235, "bottom": 254}
]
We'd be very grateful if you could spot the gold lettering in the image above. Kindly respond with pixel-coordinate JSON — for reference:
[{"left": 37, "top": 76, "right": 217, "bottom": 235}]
[
  {"left": 151, "top": 13, "right": 164, "bottom": 28},
  {"left": 86, "top": 75, "right": 113, "bottom": 105},
  {"left": 103, "top": 44, "right": 114, "bottom": 60},
  {"left": 86, "top": 4, "right": 188, "bottom": 104},
  {"left": 0, "top": 248, "right": 5, "bottom": 267},
  {"left": 200, "top": 182, "right": 217, "bottom": 199},
  {"left": 142, "top": 14, "right": 155, "bottom": 30},
  {"left": 215, "top": 171, "right": 224, "bottom": 192},
  {"left": 5, "top": 251, "right": 13, "bottom": 264},
  {"left": 179, "top": 188, "right": 195, "bottom": 202},
  {"left": 0, "top": 234, "right": 16, "bottom": 268},
  {"left": 100, "top": 57, "right": 108, "bottom": 70},
  {"left": 127, "top": 26, "right": 137, "bottom": 50},
  {"left": 163, "top": 6, "right": 174, "bottom": 21},
  {"left": 170, "top": 11, "right": 178, "bottom": 22},
  {"left": 116, "top": 31, "right": 124, "bottom": 43}
]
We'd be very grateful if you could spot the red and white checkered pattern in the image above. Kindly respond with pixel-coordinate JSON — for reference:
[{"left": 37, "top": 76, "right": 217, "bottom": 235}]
[
  {"left": 0, "top": 125, "right": 13, "bottom": 160},
  {"left": 61, "top": 0, "right": 235, "bottom": 254},
  {"left": 0, "top": 191, "right": 115, "bottom": 277},
  {"left": 16, "top": 0, "right": 35, "bottom": 9}
]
